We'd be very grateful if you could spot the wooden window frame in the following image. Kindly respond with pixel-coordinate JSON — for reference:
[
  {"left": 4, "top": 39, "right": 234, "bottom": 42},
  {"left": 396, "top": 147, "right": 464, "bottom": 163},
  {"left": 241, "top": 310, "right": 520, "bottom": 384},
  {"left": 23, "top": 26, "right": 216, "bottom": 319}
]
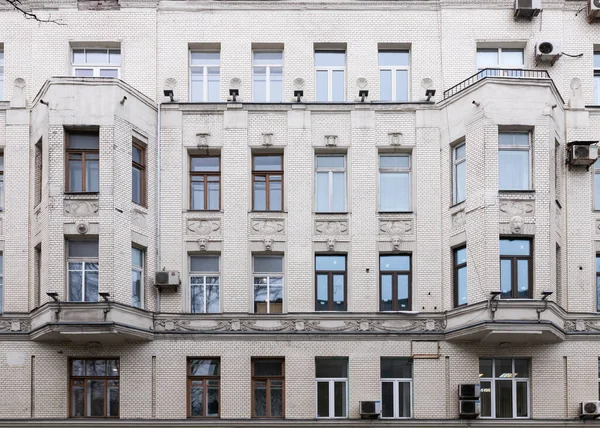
[
  {"left": 314, "top": 255, "right": 347, "bottom": 311},
  {"left": 251, "top": 358, "right": 285, "bottom": 418},
  {"left": 453, "top": 246, "right": 467, "bottom": 307},
  {"left": 65, "top": 131, "right": 99, "bottom": 193},
  {"left": 132, "top": 140, "right": 146, "bottom": 206},
  {"left": 68, "top": 358, "right": 120, "bottom": 419},
  {"left": 0, "top": 152, "right": 4, "bottom": 211},
  {"left": 187, "top": 358, "right": 221, "bottom": 418},
  {"left": 499, "top": 238, "right": 533, "bottom": 299},
  {"left": 379, "top": 254, "right": 412, "bottom": 311},
  {"left": 596, "top": 255, "right": 600, "bottom": 312},
  {"left": 189, "top": 155, "right": 221, "bottom": 211},
  {"left": 252, "top": 154, "right": 284, "bottom": 212}
]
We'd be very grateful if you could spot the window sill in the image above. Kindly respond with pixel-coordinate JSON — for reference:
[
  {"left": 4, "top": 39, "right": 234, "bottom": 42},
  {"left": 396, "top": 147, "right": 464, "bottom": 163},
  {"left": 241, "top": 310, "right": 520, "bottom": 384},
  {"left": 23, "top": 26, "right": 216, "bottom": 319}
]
[
  {"left": 314, "top": 212, "right": 350, "bottom": 215},
  {"left": 378, "top": 211, "right": 413, "bottom": 215},
  {"left": 187, "top": 209, "right": 223, "bottom": 213},
  {"left": 133, "top": 202, "right": 148, "bottom": 210},
  {"left": 64, "top": 192, "right": 99, "bottom": 196},
  {"left": 498, "top": 190, "right": 535, "bottom": 194},
  {"left": 250, "top": 210, "right": 287, "bottom": 214},
  {"left": 449, "top": 201, "right": 466, "bottom": 209}
]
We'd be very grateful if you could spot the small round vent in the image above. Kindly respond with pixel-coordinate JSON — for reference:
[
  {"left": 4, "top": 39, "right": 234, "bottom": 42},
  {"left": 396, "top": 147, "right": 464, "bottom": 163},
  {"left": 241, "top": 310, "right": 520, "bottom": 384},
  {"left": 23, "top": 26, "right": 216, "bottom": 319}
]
[
  {"left": 155, "top": 271, "right": 169, "bottom": 285},
  {"left": 538, "top": 42, "right": 554, "bottom": 55},
  {"left": 585, "top": 402, "right": 598, "bottom": 414},
  {"left": 76, "top": 222, "right": 88, "bottom": 235},
  {"left": 575, "top": 145, "right": 590, "bottom": 159}
]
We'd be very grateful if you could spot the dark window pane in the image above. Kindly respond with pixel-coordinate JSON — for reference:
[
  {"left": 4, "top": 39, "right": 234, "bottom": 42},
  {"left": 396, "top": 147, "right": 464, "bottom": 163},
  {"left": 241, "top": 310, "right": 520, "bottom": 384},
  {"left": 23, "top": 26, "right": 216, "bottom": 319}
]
[
  {"left": 69, "top": 132, "right": 99, "bottom": 150},
  {"left": 253, "top": 360, "right": 283, "bottom": 377},
  {"left": 495, "top": 359, "right": 513, "bottom": 378},
  {"left": 381, "top": 381, "right": 394, "bottom": 417},
  {"left": 69, "top": 240, "right": 99, "bottom": 258},
  {"left": 190, "top": 359, "right": 220, "bottom": 376},
  {"left": 84, "top": 270, "right": 98, "bottom": 302},
  {"left": 132, "top": 166, "right": 142, "bottom": 204},
  {"left": 254, "top": 256, "right": 283, "bottom": 273},
  {"left": 381, "top": 358, "right": 412, "bottom": 379},
  {"left": 480, "top": 381, "right": 492, "bottom": 417},
  {"left": 517, "top": 260, "right": 530, "bottom": 298},
  {"left": 132, "top": 146, "right": 143, "bottom": 164},
  {"left": 190, "top": 380, "right": 203, "bottom": 416},
  {"left": 479, "top": 359, "right": 493, "bottom": 378},
  {"left": 334, "top": 381, "right": 346, "bottom": 417},
  {"left": 108, "top": 380, "right": 119, "bottom": 417},
  {"left": 317, "top": 382, "right": 329, "bottom": 417},
  {"left": 86, "top": 360, "right": 106, "bottom": 376},
  {"left": 516, "top": 382, "right": 528, "bottom": 417},
  {"left": 316, "top": 358, "right": 347, "bottom": 378},
  {"left": 71, "top": 381, "right": 84, "bottom": 417},
  {"left": 500, "top": 259, "right": 512, "bottom": 299},
  {"left": 254, "top": 380, "right": 267, "bottom": 416},
  {"left": 107, "top": 360, "right": 119, "bottom": 376},
  {"left": 191, "top": 157, "right": 219, "bottom": 172},
  {"left": 316, "top": 255, "right": 346, "bottom": 271},
  {"left": 495, "top": 380, "right": 513, "bottom": 418},
  {"left": 254, "top": 156, "right": 282, "bottom": 171},
  {"left": 380, "top": 255, "right": 410, "bottom": 271},
  {"left": 190, "top": 255, "right": 219, "bottom": 272},
  {"left": 72, "top": 360, "right": 84, "bottom": 376},
  {"left": 87, "top": 380, "right": 105, "bottom": 417},
  {"left": 398, "top": 381, "right": 411, "bottom": 417},
  {"left": 514, "top": 359, "right": 529, "bottom": 378},
  {"left": 270, "top": 380, "right": 283, "bottom": 417},
  {"left": 206, "top": 379, "right": 219, "bottom": 416}
]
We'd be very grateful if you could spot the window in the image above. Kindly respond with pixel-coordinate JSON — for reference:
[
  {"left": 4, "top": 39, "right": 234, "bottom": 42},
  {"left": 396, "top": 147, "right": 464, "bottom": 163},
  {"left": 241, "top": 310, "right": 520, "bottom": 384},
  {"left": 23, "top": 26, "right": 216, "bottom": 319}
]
[
  {"left": 66, "top": 131, "right": 99, "bottom": 193},
  {"left": 253, "top": 155, "right": 283, "bottom": 211},
  {"left": 596, "top": 255, "right": 600, "bottom": 312},
  {"left": 379, "top": 51, "right": 409, "bottom": 101},
  {"left": 131, "top": 247, "right": 143, "bottom": 309},
  {"left": 67, "top": 240, "right": 99, "bottom": 302},
  {"left": 188, "top": 358, "right": 220, "bottom": 418},
  {"left": 190, "top": 156, "right": 220, "bottom": 210},
  {"left": 253, "top": 255, "right": 283, "bottom": 314},
  {"left": 498, "top": 132, "right": 530, "bottom": 191},
  {"left": 381, "top": 358, "right": 412, "bottom": 419},
  {"left": 477, "top": 48, "right": 524, "bottom": 77},
  {"left": 380, "top": 255, "right": 411, "bottom": 311},
  {"left": 453, "top": 143, "right": 466, "bottom": 204},
  {"left": 595, "top": 52, "right": 600, "bottom": 105},
  {"left": 0, "top": 153, "right": 4, "bottom": 210},
  {"left": 0, "top": 253, "right": 3, "bottom": 313},
  {"left": 0, "top": 49, "right": 3, "bottom": 100},
  {"left": 479, "top": 358, "right": 530, "bottom": 419},
  {"left": 500, "top": 239, "right": 532, "bottom": 299},
  {"left": 190, "top": 255, "right": 220, "bottom": 313},
  {"left": 315, "top": 255, "right": 346, "bottom": 311},
  {"left": 379, "top": 154, "right": 410, "bottom": 212},
  {"left": 598, "top": 359, "right": 600, "bottom": 400},
  {"left": 70, "top": 359, "right": 119, "bottom": 418},
  {"left": 315, "top": 155, "right": 345, "bottom": 212},
  {"left": 132, "top": 140, "right": 145, "bottom": 206},
  {"left": 35, "top": 139, "right": 42, "bottom": 206},
  {"left": 595, "top": 158, "right": 600, "bottom": 210},
  {"left": 253, "top": 51, "right": 283, "bottom": 102},
  {"left": 72, "top": 48, "right": 120, "bottom": 78},
  {"left": 315, "top": 51, "right": 345, "bottom": 102},
  {"left": 454, "top": 247, "right": 468, "bottom": 307},
  {"left": 190, "top": 51, "right": 220, "bottom": 102},
  {"left": 316, "top": 358, "right": 348, "bottom": 418},
  {"left": 34, "top": 245, "right": 41, "bottom": 308},
  {"left": 252, "top": 359, "right": 284, "bottom": 418}
]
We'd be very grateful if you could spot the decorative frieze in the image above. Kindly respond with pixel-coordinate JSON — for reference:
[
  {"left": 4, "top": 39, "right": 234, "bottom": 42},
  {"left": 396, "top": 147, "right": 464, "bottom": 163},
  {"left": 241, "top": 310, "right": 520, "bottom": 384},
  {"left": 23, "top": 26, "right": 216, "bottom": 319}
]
[
  {"left": 187, "top": 219, "right": 221, "bottom": 235},
  {"left": 64, "top": 200, "right": 99, "bottom": 217},
  {"left": 499, "top": 200, "right": 535, "bottom": 217},
  {"left": 379, "top": 219, "right": 413, "bottom": 235},
  {"left": 251, "top": 219, "right": 285, "bottom": 235},
  {"left": 315, "top": 220, "right": 348, "bottom": 235},
  {"left": 131, "top": 210, "right": 147, "bottom": 229},
  {"left": 0, "top": 319, "right": 31, "bottom": 332},
  {"left": 451, "top": 209, "right": 465, "bottom": 228}
]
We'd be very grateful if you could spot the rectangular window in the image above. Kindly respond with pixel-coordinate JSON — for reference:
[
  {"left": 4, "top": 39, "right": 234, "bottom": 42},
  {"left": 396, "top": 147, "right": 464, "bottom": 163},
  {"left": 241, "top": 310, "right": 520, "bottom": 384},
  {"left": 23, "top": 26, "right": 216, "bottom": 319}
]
[
  {"left": 477, "top": 48, "right": 524, "bottom": 77},
  {"left": 595, "top": 53, "right": 600, "bottom": 105},
  {"left": 454, "top": 247, "right": 468, "bottom": 307},
  {"left": 70, "top": 359, "right": 120, "bottom": 418},
  {"left": 479, "top": 358, "right": 530, "bottom": 419},
  {"left": 252, "top": 359, "right": 285, "bottom": 418},
  {"left": 379, "top": 50, "right": 409, "bottom": 102},
  {"left": 190, "top": 255, "right": 220, "bottom": 313},
  {"left": 596, "top": 255, "right": 600, "bottom": 312},
  {"left": 500, "top": 239, "right": 532, "bottom": 299},
  {"left": 315, "top": 51, "right": 345, "bottom": 102},
  {"left": 316, "top": 358, "right": 348, "bottom": 418},
  {"left": 598, "top": 359, "right": 600, "bottom": 400},
  {"left": 453, "top": 143, "right": 466, "bottom": 204},
  {"left": 253, "top": 255, "right": 283, "bottom": 314},
  {"left": 35, "top": 140, "right": 42, "bottom": 206},
  {"left": 190, "top": 51, "right": 220, "bottom": 102},
  {"left": 67, "top": 240, "right": 99, "bottom": 302},
  {"left": 595, "top": 159, "right": 600, "bottom": 210},
  {"left": 131, "top": 247, "right": 143, "bottom": 309},
  {"left": 0, "top": 49, "right": 3, "bottom": 100},
  {"left": 315, "top": 155, "right": 345, "bottom": 212},
  {"left": 498, "top": 132, "right": 530, "bottom": 191},
  {"left": 253, "top": 155, "right": 283, "bottom": 211},
  {"left": 72, "top": 48, "right": 120, "bottom": 78},
  {"left": 380, "top": 255, "right": 411, "bottom": 311},
  {"left": 132, "top": 140, "right": 145, "bottom": 206},
  {"left": 253, "top": 51, "right": 283, "bottom": 102},
  {"left": 379, "top": 154, "right": 410, "bottom": 212},
  {"left": 66, "top": 131, "right": 99, "bottom": 193},
  {"left": 34, "top": 245, "right": 41, "bottom": 308},
  {"left": 0, "top": 153, "right": 4, "bottom": 210},
  {"left": 381, "top": 358, "right": 412, "bottom": 419},
  {"left": 315, "top": 255, "right": 346, "bottom": 311},
  {"left": 0, "top": 253, "right": 3, "bottom": 313},
  {"left": 188, "top": 358, "right": 220, "bottom": 418},
  {"left": 190, "top": 156, "right": 220, "bottom": 210}
]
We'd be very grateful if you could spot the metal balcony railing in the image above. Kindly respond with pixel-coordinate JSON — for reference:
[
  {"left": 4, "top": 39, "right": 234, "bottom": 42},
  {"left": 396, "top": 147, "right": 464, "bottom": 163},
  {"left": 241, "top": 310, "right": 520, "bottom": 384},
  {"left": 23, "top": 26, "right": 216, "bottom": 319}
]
[{"left": 443, "top": 68, "right": 551, "bottom": 100}]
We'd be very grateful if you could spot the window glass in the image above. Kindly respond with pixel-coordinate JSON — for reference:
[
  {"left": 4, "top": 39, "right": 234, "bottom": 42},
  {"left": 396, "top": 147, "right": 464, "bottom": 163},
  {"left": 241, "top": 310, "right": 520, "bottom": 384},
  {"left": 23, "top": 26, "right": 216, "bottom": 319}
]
[
  {"left": 380, "top": 255, "right": 410, "bottom": 271},
  {"left": 254, "top": 256, "right": 283, "bottom": 273},
  {"left": 316, "top": 70, "right": 328, "bottom": 102},
  {"left": 332, "top": 70, "right": 345, "bottom": 101},
  {"left": 69, "top": 133, "right": 99, "bottom": 150},
  {"left": 68, "top": 241, "right": 99, "bottom": 258},
  {"left": 378, "top": 51, "right": 409, "bottom": 67},
  {"left": 253, "top": 360, "right": 283, "bottom": 377},
  {"left": 254, "top": 156, "right": 282, "bottom": 171},
  {"left": 253, "top": 51, "right": 283, "bottom": 65},
  {"left": 190, "top": 255, "right": 219, "bottom": 272},
  {"left": 381, "top": 358, "right": 412, "bottom": 378},
  {"left": 314, "top": 51, "right": 346, "bottom": 67},
  {"left": 477, "top": 49, "right": 499, "bottom": 68},
  {"left": 500, "top": 239, "right": 530, "bottom": 256},
  {"left": 316, "top": 255, "right": 346, "bottom": 271},
  {"left": 316, "top": 155, "right": 344, "bottom": 169},
  {"left": 502, "top": 49, "right": 524, "bottom": 67},
  {"left": 191, "top": 52, "right": 220, "bottom": 66},
  {"left": 190, "top": 359, "right": 220, "bottom": 376},
  {"left": 315, "top": 358, "right": 347, "bottom": 378},
  {"left": 191, "top": 157, "right": 219, "bottom": 172},
  {"left": 499, "top": 133, "right": 529, "bottom": 147},
  {"left": 132, "top": 247, "right": 143, "bottom": 268}
]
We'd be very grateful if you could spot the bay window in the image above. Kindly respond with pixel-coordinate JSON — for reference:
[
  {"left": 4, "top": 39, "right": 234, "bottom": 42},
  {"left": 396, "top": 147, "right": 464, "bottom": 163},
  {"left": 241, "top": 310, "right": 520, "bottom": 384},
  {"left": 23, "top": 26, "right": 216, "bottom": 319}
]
[
  {"left": 67, "top": 240, "right": 99, "bottom": 302},
  {"left": 66, "top": 131, "right": 99, "bottom": 193},
  {"left": 500, "top": 239, "right": 532, "bottom": 299}
]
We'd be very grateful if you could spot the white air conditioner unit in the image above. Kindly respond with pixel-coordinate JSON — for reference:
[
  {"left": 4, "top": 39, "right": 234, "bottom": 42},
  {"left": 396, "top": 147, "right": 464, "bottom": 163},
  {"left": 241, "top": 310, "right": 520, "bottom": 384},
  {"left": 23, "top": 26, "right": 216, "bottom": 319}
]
[
  {"left": 459, "top": 399, "right": 480, "bottom": 419},
  {"left": 569, "top": 143, "right": 599, "bottom": 167},
  {"left": 154, "top": 270, "right": 180, "bottom": 291},
  {"left": 514, "top": 0, "right": 541, "bottom": 19},
  {"left": 359, "top": 401, "right": 381, "bottom": 418},
  {"left": 458, "top": 384, "right": 480, "bottom": 399},
  {"left": 589, "top": 0, "right": 600, "bottom": 22},
  {"left": 581, "top": 401, "right": 600, "bottom": 418},
  {"left": 535, "top": 41, "right": 561, "bottom": 62}
]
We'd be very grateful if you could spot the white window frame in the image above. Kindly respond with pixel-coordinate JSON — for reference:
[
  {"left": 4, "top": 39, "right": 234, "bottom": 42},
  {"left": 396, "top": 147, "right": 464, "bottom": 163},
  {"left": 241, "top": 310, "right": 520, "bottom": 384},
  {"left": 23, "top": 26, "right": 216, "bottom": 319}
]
[
  {"left": 315, "top": 51, "right": 346, "bottom": 102},
  {"left": 498, "top": 132, "right": 531, "bottom": 191},
  {"left": 252, "top": 50, "right": 283, "bottom": 102},
  {"left": 0, "top": 49, "right": 4, "bottom": 101},
  {"left": 380, "top": 378, "right": 413, "bottom": 419},
  {"left": 72, "top": 48, "right": 121, "bottom": 78},
  {"left": 476, "top": 47, "right": 524, "bottom": 71},
  {"left": 131, "top": 247, "right": 144, "bottom": 309},
  {"left": 315, "top": 154, "right": 346, "bottom": 213},
  {"left": 253, "top": 255, "right": 284, "bottom": 314},
  {"left": 379, "top": 153, "right": 411, "bottom": 212},
  {"left": 189, "top": 255, "right": 221, "bottom": 313},
  {"left": 479, "top": 358, "right": 530, "bottom": 419},
  {"left": 0, "top": 253, "right": 4, "bottom": 314},
  {"left": 594, "top": 52, "right": 600, "bottom": 105},
  {"left": 453, "top": 143, "right": 466, "bottom": 204},
  {"left": 189, "top": 50, "right": 221, "bottom": 102},
  {"left": 378, "top": 50, "right": 410, "bottom": 102},
  {"left": 315, "top": 378, "right": 348, "bottom": 419},
  {"left": 67, "top": 243, "right": 99, "bottom": 303}
]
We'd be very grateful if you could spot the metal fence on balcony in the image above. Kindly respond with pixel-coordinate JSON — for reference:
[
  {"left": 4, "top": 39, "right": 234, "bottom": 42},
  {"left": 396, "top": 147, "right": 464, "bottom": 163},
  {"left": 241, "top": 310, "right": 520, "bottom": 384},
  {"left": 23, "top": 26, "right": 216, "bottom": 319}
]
[{"left": 443, "top": 68, "right": 551, "bottom": 100}]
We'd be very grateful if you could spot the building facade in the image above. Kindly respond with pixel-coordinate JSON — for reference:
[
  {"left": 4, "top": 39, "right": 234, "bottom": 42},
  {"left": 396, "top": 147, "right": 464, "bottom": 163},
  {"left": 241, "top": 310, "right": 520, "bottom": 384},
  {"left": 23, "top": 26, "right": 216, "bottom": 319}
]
[{"left": 1, "top": 0, "right": 600, "bottom": 425}]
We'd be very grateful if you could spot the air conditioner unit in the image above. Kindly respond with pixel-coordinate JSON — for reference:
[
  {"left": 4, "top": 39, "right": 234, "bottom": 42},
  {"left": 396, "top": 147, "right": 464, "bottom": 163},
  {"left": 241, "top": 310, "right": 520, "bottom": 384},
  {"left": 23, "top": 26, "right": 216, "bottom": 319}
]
[
  {"left": 459, "top": 399, "right": 480, "bottom": 419},
  {"left": 514, "top": 0, "right": 541, "bottom": 19},
  {"left": 535, "top": 41, "right": 561, "bottom": 62},
  {"left": 580, "top": 401, "right": 600, "bottom": 418},
  {"left": 569, "top": 143, "right": 599, "bottom": 167},
  {"left": 154, "top": 270, "right": 180, "bottom": 291},
  {"left": 359, "top": 401, "right": 381, "bottom": 418},
  {"left": 589, "top": 0, "right": 600, "bottom": 22},
  {"left": 458, "top": 384, "right": 481, "bottom": 399}
]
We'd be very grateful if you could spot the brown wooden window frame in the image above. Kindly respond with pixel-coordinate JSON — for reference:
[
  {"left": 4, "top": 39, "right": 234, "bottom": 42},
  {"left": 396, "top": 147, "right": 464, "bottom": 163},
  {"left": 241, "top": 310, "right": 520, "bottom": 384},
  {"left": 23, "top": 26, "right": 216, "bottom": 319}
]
[
  {"left": 252, "top": 154, "right": 283, "bottom": 211},
  {"left": 69, "top": 358, "right": 120, "bottom": 419},
  {"left": 189, "top": 155, "right": 221, "bottom": 211},
  {"left": 453, "top": 246, "right": 467, "bottom": 308},
  {"left": 251, "top": 358, "right": 285, "bottom": 418},
  {"left": 187, "top": 358, "right": 221, "bottom": 418},
  {"left": 379, "top": 254, "right": 412, "bottom": 311},
  {"left": 499, "top": 238, "right": 533, "bottom": 299},
  {"left": 65, "top": 130, "right": 99, "bottom": 193},
  {"left": 315, "top": 254, "right": 347, "bottom": 311},
  {"left": 132, "top": 140, "right": 146, "bottom": 206}
]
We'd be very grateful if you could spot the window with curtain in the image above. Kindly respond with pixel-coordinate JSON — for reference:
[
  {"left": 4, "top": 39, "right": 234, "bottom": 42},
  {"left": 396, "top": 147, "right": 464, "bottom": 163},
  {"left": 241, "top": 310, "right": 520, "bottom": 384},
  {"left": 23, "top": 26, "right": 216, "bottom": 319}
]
[
  {"left": 190, "top": 51, "right": 220, "bottom": 102},
  {"left": 453, "top": 143, "right": 466, "bottom": 204},
  {"left": 316, "top": 358, "right": 348, "bottom": 418},
  {"left": 253, "top": 255, "right": 283, "bottom": 313},
  {"left": 252, "top": 359, "right": 284, "bottom": 418},
  {"left": 66, "top": 131, "right": 99, "bottom": 193},
  {"left": 315, "top": 154, "right": 345, "bottom": 212},
  {"left": 381, "top": 358, "right": 412, "bottom": 419},
  {"left": 72, "top": 48, "right": 120, "bottom": 78},
  {"left": 379, "top": 50, "right": 409, "bottom": 101},
  {"left": 253, "top": 51, "right": 283, "bottom": 102},
  {"left": 189, "top": 255, "right": 220, "bottom": 313},
  {"left": 315, "top": 255, "right": 346, "bottom": 311},
  {"left": 70, "top": 359, "right": 119, "bottom": 418},
  {"left": 479, "top": 358, "right": 530, "bottom": 419},
  {"left": 188, "top": 358, "right": 220, "bottom": 418},
  {"left": 67, "top": 240, "right": 99, "bottom": 302},
  {"left": 379, "top": 154, "right": 410, "bottom": 212},
  {"left": 315, "top": 51, "right": 345, "bottom": 102},
  {"left": 379, "top": 254, "right": 411, "bottom": 311},
  {"left": 190, "top": 156, "right": 220, "bottom": 210},
  {"left": 498, "top": 132, "right": 530, "bottom": 191},
  {"left": 454, "top": 247, "right": 467, "bottom": 307},
  {"left": 500, "top": 239, "right": 532, "bottom": 299}
]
